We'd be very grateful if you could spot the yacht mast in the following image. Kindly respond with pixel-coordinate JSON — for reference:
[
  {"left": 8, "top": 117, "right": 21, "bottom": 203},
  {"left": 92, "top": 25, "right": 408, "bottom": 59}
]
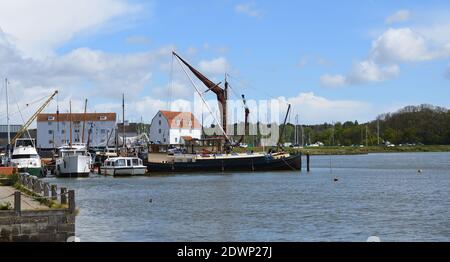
[
  {"left": 82, "top": 99, "right": 88, "bottom": 143},
  {"left": 69, "top": 100, "right": 73, "bottom": 146},
  {"left": 5, "top": 78, "right": 11, "bottom": 158},
  {"left": 122, "top": 94, "right": 125, "bottom": 149}
]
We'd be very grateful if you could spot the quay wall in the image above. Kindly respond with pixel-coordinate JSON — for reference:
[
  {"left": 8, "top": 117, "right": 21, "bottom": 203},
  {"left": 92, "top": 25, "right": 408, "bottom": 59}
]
[{"left": 0, "top": 209, "right": 75, "bottom": 242}]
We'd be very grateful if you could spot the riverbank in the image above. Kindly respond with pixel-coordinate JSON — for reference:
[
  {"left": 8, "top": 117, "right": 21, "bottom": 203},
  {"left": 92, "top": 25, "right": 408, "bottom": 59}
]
[{"left": 234, "top": 145, "right": 450, "bottom": 155}]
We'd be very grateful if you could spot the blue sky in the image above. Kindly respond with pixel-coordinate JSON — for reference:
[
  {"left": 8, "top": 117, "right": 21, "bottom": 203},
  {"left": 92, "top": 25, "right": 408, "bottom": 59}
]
[{"left": 0, "top": 0, "right": 449, "bottom": 125}]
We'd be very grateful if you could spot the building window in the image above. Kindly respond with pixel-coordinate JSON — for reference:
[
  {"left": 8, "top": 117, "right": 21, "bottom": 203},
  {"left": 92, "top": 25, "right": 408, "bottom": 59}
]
[
  {"left": 175, "top": 137, "right": 178, "bottom": 143},
  {"left": 75, "top": 129, "right": 80, "bottom": 133},
  {"left": 48, "top": 116, "right": 55, "bottom": 121},
  {"left": 163, "top": 138, "right": 166, "bottom": 143},
  {"left": 159, "top": 129, "right": 161, "bottom": 134},
  {"left": 48, "top": 122, "right": 52, "bottom": 126},
  {"left": 99, "top": 116, "right": 108, "bottom": 121},
  {"left": 159, "top": 113, "right": 161, "bottom": 117},
  {"left": 159, "top": 120, "right": 161, "bottom": 125},
  {"left": 189, "top": 120, "right": 192, "bottom": 127},
  {"left": 100, "top": 139, "right": 106, "bottom": 143},
  {"left": 61, "top": 130, "right": 65, "bottom": 134},
  {"left": 176, "top": 119, "right": 181, "bottom": 126},
  {"left": 48, "top": 130, "right": 53, "bottom": 135},
  {"left": 49, "top": 140, "right": 53, "bottom": 144},
  {"left": 101, "top": 129, "right": 106, "bottom": 134}
]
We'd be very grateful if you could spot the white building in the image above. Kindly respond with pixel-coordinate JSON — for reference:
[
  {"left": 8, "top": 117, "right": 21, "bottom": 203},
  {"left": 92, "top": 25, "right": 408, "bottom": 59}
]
[
  {"left": 37, "top": 113, "right": 116, "bottom": 149},
  {"left": 150, "top": 111, "right": 202, "bottom": 145}
]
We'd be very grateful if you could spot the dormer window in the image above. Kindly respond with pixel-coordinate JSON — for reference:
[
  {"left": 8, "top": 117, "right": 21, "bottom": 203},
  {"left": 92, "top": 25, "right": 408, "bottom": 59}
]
[
  {"left": 48, "top": 116, "right": 55, "bottom": 121},
  {"left": 99, "top": 116, "right": 107, "bottom": 121},
  {"left": 176, "top": 119, "right": 181, "bottom": 126}
]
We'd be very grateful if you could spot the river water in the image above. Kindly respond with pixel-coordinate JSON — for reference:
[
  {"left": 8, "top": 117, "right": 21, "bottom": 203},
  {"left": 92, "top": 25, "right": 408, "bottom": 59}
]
[{"left": 44, "top": 152, "right": 450, "bottom": 242}]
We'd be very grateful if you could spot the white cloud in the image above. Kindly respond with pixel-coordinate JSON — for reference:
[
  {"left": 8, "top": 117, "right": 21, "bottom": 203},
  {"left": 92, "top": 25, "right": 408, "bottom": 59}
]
[
  {"left": 320, "top": 74, "right": 347, "bottom": 87},
  {"left": 298, "top": 57, "right": 309, "bottom": 68},
  {"left": 0, "top": 28, "right": 176, "bottom": 124},
  {"left": 385, "top": 9, "right": 411, "bottom": 24},
  {"left": 151, "top": 81, "right": 193, "bottom": 100},
  {"left": 320, "top": 61, "right": 399, "bottom": 87},
  {"left": 321, "top": 23, "right": 450, "bottom": 87},
  {"left": 348, "top": 60, "right": 399, "bottom": 84},
  {"left": 198, "top": 57, "right": 230, "bottom": 75},
  {"left": 280, "top": 92, "right": 373, "bottom": 124},
  {"left": 370, "top": 28, "right": 437, "bottom": 64},
  {"left": 125, "top": 35, "right": 151, "bottom": 45},
  {"left": 235, "top": 2, "right": 263, "bottom": 18},
  {"left": 0, "top": 0, "right": 140, "bottom": 58}
]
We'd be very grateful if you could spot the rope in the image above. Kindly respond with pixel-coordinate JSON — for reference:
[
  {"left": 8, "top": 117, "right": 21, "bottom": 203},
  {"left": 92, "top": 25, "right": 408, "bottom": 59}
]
[{"left": 0, "top": 193, "right": 15, "bottom": 200}]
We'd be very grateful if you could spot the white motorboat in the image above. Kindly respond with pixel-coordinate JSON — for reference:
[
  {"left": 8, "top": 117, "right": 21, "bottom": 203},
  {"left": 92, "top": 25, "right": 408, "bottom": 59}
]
[
  {"left": 100, "top": 157, "right": 146, "bottom": 176},
  {"left": 10, "top": 138, "right": 44, "bottom": 177},
  {"left": 55, "top": 143, "right": 92, "bottom": 177}
]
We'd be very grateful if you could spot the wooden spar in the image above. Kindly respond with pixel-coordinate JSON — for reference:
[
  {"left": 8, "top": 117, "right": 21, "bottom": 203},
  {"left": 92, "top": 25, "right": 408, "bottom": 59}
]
[
  {"left": 82, "top": 98, "right": 88, "bottom": 144},
  {"left": 237, "top": 94, "right": 250, "bottom": 145},
  {"left": 278, "top": 104, "right": 291, "bottom": 149},
  {"left": 173, "top": 52, "right": 229, "bottom": 141},
  {"left": 172, "top": 51, "right": 228, "bottom": 139}
]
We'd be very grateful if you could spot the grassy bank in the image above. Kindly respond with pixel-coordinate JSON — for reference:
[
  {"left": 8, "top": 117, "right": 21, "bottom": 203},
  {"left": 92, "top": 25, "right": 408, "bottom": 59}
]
[{"left": 233, "top": 145, "right": 450, "bottom": 155}]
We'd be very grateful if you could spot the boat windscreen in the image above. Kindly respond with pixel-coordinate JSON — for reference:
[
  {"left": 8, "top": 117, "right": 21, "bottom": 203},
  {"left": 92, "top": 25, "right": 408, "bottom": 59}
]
[{"left": 12, "top": 154, "right": 39, "bottom": 159}]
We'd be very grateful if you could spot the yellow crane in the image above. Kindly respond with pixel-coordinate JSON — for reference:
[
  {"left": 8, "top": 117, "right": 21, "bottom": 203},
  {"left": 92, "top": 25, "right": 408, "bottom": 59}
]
[{"left": 11, "top": 90, "right": 59, "bottom": 145}]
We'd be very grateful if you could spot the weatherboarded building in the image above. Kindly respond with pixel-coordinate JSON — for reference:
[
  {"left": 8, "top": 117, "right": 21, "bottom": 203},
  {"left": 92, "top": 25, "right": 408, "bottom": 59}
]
[
  {"left": 149, "top": 111, "right": 201, "bottom": 145},
  {"left": 36, "top": 113, "right": 116, "bottom": 149}
]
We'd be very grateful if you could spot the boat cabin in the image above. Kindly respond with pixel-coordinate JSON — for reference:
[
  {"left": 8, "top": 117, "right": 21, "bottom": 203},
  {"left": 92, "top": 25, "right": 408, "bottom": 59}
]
[{"left": 104, "top": 157, "right": 143, "bottom": 168}]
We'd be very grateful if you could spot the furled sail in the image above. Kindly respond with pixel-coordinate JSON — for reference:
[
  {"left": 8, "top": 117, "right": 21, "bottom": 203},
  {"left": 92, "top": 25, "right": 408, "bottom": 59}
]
[{"left": 173, "top": 51, "right": 228, "bottom": 136}]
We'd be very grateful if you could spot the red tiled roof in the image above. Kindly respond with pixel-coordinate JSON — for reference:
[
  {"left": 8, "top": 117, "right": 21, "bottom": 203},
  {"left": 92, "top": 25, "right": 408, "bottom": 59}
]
[
  {"left": 159, "top": 111, "right": 201, "bottom": 129},
  {"left": 37, "top": 113, "right": 116, "bottom": 122}
]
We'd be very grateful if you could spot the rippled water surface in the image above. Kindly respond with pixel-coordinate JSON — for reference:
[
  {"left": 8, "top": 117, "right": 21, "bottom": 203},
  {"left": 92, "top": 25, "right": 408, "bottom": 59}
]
[{"left": 45, "top": 152, "right": 450, "bottom": 242}]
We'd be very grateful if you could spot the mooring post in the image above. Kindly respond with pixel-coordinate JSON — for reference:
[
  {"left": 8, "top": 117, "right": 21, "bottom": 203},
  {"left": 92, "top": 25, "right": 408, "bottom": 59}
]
[
  {"left": 307, "top": 153, "right": 310, "bottom": 172},
  {"left": 61, "top": 187, "right": 68, "bottom": 205},
  {"left": 51, "top": 185, "right": 57, "bottom": 201},
  {"left": 68, "top": 190, "right": 75, "bottom": 213},
  {"left": 43, "top": 182, "right": 50, "bottom": 197},
  {"left": 14, "top": 191, "right": 21, "bottom": 214},
  {"left": 299, "top": 152, "right": 303, "bottom": 172}
]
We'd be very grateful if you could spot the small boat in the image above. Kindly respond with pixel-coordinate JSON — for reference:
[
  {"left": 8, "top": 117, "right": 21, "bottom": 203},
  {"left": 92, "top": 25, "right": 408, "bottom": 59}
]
[
  {"left": 55, "top": 143, "right": 92, "bottom": 178},
  {"left": 100, "top": 157, "right": 146, "bottom": 176},
  {"left": 11, "top": 138, "right": 44, "bottom": 177}
]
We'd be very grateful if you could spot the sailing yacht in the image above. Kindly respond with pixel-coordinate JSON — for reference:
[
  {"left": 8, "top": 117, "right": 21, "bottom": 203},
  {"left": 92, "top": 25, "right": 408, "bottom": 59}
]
[
  {"left": 11, "top": 138, "right": 44, "bottom": 177},
  {"left": 55, "top": 143, "right": 92, "bottom": 177}
]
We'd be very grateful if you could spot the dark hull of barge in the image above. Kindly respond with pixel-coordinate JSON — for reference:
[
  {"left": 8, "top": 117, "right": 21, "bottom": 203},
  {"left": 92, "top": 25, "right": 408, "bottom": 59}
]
[{"left": 146, "top": 154, "right": 301, "bottom": 173}]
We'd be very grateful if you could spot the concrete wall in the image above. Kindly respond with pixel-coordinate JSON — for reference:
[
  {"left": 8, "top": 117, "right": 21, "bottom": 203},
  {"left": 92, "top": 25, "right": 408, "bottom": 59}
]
[{"left": 0, "top": 210, "right": 75, "bottom": 242}]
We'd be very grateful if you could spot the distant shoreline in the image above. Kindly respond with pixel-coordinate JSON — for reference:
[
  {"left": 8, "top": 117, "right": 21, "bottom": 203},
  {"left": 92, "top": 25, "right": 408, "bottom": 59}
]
[{"left": 234, "top": 145, "right": 450, "bottom": 155}]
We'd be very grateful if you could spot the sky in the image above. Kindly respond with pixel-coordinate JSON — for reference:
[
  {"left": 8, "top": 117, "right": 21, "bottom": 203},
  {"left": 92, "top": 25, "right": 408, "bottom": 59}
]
[{"left": 0, "top": 0, "right": 449, "bottom": 126}]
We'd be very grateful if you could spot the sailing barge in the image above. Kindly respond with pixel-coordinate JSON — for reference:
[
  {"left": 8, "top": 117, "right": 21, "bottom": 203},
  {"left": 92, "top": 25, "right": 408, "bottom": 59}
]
[{"left": 146, "top": 52, "right": 301, "bottom": 173}]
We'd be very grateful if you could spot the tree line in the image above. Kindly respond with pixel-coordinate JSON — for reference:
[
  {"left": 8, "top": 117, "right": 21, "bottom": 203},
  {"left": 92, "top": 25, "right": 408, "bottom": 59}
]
[{"left": 278, "top": 104, "right": 450, "bottom": 146}]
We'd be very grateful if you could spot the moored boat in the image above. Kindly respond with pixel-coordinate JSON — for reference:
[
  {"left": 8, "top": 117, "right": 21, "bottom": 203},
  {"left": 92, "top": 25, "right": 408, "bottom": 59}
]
[
  {"left": 55, "top": 143, "right": 92, "bottom": 178},
  {"left": 11, "top": 138, "right": 44, "bottom": 177},
  {"left": 101, "top": 157, "right": 146, "bottom": 176},
  {"left": 146, "top": 150, "right": 301, "bottom": 173}
]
